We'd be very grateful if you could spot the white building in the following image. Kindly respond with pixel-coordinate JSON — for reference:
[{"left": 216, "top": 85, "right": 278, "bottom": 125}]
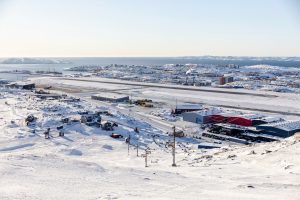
[{"left": 182, "top": 107, "right": 222, "bottom": 124}]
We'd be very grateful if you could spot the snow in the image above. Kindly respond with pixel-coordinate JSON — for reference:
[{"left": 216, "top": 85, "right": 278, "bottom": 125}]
[
  {"left": 0, "top": 87, "right": 300, "bottom": 199},
  {"left": 174, "top": 104, "right": 203, "bottom": 110},
  {"left": 150, "top": 108, "right": 179, "bottom": 122}
]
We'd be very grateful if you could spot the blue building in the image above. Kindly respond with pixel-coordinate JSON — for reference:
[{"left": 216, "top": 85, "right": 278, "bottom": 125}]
[{"left": 256, "top": 121, "right": 300, "bottom": 138}]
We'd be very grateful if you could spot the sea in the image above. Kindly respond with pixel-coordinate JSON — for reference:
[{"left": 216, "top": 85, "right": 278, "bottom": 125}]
[{"left": 0, "top": 57, "right": 300, "bottom": 81}]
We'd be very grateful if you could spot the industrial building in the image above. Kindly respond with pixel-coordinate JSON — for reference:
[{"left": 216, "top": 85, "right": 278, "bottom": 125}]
[
  {"left": 207, "top": 123, "right": 278, "bottom": 143},
  {"left": 256, "top": 121, "right": 300, "bottom": 138},
  {"left": 33, "top": 93, "right": 63, "bottom": 100},
  {"left": 217, "top": 113, "right": 256, "bottom": 126},
  {"left": 183, "top": 109, "right": 259, "bottom": 126},
  {"left": 252, "top": 116, "right": 283, "bottom": 126},
  {"left": 172, "top": 104, "right": 203, "bottom": 114},
  {"left": 184, "top": 107, "right": 297, "bottom": 141},
  {"left": 219, "top": 75, "right": 234, "bottom": 85},
  {"left": 182, "top": 108, "right": 222, "bottom": 123},
  {"left": 182, "top": 108, "right": 284, "bottom": 127},
  {"left": 91, "top": 93, "right": 129, "bottom": 103},
  {"left": 7, "top": 82, "right": 35, "bottom": 90}
]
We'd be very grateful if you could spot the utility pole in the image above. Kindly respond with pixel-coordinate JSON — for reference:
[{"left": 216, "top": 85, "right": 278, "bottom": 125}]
[
  {"left": 136, "top": 138, "right": 139, "bottom": 157},
  {"left": 142, "top": 148, "right": 151, "bottom": 167},
  {"left": 127, "top": 133, "right": 131, "bottom": 155},
  {"left": 145, "top": 149, "right": 148, "bottom": 167},
  {"left": 135, "top": 127, "right": 139, "bottom": 157},
  {"left": 172, "top": 126, "right": 177, "bottom": 167}
]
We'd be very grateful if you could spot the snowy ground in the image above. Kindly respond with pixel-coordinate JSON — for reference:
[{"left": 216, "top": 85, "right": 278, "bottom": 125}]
[{"left": 0, "top": 87, "right": 300, "bottom": 199}]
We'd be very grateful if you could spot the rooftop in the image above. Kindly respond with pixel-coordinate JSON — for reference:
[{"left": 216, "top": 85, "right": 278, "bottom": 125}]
[
  {"left": 175, "top": 104, "right": 202, "bottom": 110},
  {"left": 259, "top": 120, "right": 300, "bottom": 132},
  {"left": 186, "top": 107, "right": 222, "bottom": 116},
  {"left": 92, "top": 93, "right": 129, "bottom": 99}
]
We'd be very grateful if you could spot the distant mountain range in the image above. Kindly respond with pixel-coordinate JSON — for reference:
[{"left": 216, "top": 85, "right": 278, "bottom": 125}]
[
  {"left": 0, "top": 58, "right": 71, "bottom": 64},
  {"left": 0, "top": 56, "right": 299, "bottom": 67},
  {"left": 178, "top": 56, "right": 300, "bottom": 62},
  {"left": 171, "top": 56, "right": 300, "bottom": 67}
]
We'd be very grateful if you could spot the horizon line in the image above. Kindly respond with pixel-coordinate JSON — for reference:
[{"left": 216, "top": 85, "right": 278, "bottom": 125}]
[{"left": 1, "top": 55, "right": 300, "bottom": 59}]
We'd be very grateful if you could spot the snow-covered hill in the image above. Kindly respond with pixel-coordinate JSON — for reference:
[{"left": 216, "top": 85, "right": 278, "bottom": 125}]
[{"left": 0, "top": 88, "right": 299, "bottom": 199}]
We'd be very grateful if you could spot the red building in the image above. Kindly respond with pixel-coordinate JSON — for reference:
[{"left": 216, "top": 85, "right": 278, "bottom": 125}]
[
  {"left": 227, "top": 116, "right": 253, "bottom": 126},
  {"left": 208, "top": 114, "right": 253, "bottom": 126},
  {"left": 208, "top": 115, "right": 226, "bottom": 123},
  {"left": 219, "top": 76, "right": 226, "bottom": 85}
]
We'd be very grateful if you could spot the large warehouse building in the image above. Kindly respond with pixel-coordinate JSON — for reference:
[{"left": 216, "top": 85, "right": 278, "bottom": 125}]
[
  {"left": 183, "top": 109, "right": 255, "bottom": 126},
  {"left": 256, "top": 121, "right": 300, "bottom": 138},
  {"left": 183, "top": 109, "right": 282, "bottom": 127},
  {"left": 7, "top": 82, "right": 35, "bottom": 90},
  {"left": 91, "top": 93, "right": 129, "bottom": 103}
]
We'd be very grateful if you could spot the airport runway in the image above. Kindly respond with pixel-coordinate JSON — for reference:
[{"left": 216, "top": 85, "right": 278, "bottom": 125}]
[
  {"left": 61, "top": 77, "right": 278, "bottom": 98},
  {"left": 35, "top": 77, "right": 300, "bottom": 117}
]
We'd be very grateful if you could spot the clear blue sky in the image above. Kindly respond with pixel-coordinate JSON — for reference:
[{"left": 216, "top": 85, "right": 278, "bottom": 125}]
[{"left": 0, "top": 0, "right": 299, "bottom": 57}]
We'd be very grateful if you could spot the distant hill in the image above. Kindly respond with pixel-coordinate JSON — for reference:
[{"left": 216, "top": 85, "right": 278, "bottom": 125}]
[{"left": 1, "top": 58, "right": 71, "bottom": 64}]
